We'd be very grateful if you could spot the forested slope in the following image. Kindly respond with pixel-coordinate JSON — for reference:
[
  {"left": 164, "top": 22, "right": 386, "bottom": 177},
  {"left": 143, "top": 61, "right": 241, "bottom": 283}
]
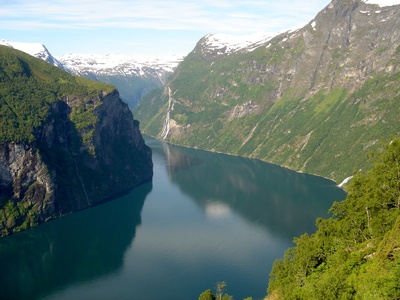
[
  {"left": 267, "top": 137, "right": 400, "bottom": 299},
  {"left": 0, "top": 45, "right": 152, "bottom": 236}
]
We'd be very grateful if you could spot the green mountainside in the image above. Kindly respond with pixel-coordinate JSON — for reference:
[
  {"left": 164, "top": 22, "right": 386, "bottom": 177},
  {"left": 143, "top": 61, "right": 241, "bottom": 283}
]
[
  {"left": 0, "top": 45, "right": 152, "bottom": 236},
  {"left": 0, "top": 46, "right": 115, "bottom": 144},
  {"left": 134, "top": 0, "right": 400, "bottom": 183},
  {"left": 266, "top": 137, "right": 400, "bottom": 299}
]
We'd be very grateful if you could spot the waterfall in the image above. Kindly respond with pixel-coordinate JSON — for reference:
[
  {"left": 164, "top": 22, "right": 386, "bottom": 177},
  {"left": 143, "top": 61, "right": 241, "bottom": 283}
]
[{"left": 161, "top": 87, "right": 174, "bottom": 139}]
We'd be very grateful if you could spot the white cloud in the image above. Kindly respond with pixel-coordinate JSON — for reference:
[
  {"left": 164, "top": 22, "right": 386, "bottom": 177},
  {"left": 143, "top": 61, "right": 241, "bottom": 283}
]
[{"left": 0, "top": 0, "right": 330, "bottom": 33}]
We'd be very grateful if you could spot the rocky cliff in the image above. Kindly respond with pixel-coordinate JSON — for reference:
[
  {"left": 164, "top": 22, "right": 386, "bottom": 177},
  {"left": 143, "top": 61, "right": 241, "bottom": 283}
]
[
  {"left": 0, "top": 46, "right": 153, "bottom": 236},
  {"left": 134, "top": 0, "right": 400, "bottom": 182}
]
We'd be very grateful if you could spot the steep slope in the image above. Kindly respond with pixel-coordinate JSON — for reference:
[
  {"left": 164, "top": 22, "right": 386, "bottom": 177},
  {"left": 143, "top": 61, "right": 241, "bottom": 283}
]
[
  {"left": 0, "top": 46, "right": 153, "bottom": 236},
  {"left": 267, "top": 137, "right": 400, "bottom": 299},
  {"left": 135, "top": 0, "right": 400, "bottom": 182},
  {"left": 59, "top": 53, "right": 182, "bottom": 109},
  {"left": 0, "top": 39, "right": 64, "bottom": 69}
]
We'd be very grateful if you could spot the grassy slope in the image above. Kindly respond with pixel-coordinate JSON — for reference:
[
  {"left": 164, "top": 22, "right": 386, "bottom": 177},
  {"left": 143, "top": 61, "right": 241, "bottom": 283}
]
[{"left": 135, "top": 42, "right": 400, "bottom": 182}]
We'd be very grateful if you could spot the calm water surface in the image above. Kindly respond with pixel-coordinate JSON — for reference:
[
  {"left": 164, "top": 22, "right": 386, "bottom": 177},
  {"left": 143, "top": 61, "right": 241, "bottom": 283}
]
[{"left": 0, "top": 136, "right": 346, "bottom": 300}]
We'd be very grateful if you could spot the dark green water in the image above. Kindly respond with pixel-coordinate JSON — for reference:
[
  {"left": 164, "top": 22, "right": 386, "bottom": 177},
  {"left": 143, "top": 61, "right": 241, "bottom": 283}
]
[{"left": 0, "top": 136, "right": 346, "bottom": 300}]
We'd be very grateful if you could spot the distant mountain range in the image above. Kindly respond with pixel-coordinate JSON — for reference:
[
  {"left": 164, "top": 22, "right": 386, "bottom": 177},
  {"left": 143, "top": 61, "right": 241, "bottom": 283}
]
[
  {"left": 134, "top": 0, "right": 400, "bottom": 183},
  {"left": 58, "top": 53, "right": 183, "bottom": 109},
  {"left": 0, "top": 39, "right": 183, "bottom": 109}
]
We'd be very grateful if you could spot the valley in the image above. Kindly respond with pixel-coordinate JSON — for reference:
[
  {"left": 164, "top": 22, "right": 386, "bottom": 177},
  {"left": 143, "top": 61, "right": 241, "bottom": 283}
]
[
  {"left": 134, "top": 0, "right": 400, "bottom": 183},
  {"left": 1, "top": 0, "right": 400, "bottom": 298}
]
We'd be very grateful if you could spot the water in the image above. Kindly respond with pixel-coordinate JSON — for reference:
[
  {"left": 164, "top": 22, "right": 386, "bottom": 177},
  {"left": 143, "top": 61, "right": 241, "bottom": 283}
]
[{"left": 0, "top": 136, "right": 346, "bottom": 300}]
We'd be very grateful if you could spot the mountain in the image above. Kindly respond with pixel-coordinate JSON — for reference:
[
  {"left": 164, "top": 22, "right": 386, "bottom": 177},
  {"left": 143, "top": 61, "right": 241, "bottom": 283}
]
[
  {"left": 0, "top": 39, "right": 64, "bottom": 69},
  {"left": 198, "top": 33, "right": 275, "bottom": 56},
  {"left": 0, "top": 45, "right": 153, "bottom": 236},
  {"left": 0, "top": 39, "right": 182, "bottom": 109},
  {"left": 134, "top": 0, "right": 400, "bottom": 183},
  {"left": 59, "top": 53, "right": 183, "bottom": 109}
]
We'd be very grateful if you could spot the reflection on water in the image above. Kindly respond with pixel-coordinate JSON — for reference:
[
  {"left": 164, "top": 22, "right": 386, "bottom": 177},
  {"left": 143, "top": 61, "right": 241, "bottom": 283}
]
[
  {"left": 162, "top": 142, "right": 203, "bottom": 176},
  {"left": 0, "top": 183, "right": 152, "bottom": 300},
  {"left": 0, "top": 136, "right": 346, "bottom": 300},
  {"left": 154, "top": 138, "right": 346, "bottom": 239},
  {"left": 204, "top": 201, "right": 232, "bottom": 219}
]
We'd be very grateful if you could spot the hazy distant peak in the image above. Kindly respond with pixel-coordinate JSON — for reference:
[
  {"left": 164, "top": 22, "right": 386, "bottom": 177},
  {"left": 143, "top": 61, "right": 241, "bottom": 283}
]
[{"left": 58, "top": 53, "right": 183, "bottom": 74}]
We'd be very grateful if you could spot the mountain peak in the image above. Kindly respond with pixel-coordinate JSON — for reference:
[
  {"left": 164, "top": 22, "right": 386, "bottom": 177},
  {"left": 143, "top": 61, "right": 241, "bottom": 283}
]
[
  {"left": 0, "top": 39, "right": 64, "bottom": 69},
  {"left": 195, "top": 33, "right": 275, "bottom": 58}
]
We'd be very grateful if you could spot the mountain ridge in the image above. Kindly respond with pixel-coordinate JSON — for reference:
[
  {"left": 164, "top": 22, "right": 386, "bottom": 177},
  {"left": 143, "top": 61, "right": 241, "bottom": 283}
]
[
  {"left": 0, "top": 39, "right": 183, "bottom": 109},
  {"left": 134, "top": 0, "right": 400, "bottom": 183}
]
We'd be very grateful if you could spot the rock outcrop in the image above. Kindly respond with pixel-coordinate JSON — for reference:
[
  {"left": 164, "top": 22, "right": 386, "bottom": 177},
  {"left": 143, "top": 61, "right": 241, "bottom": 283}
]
[{"left": 0, "top": 46, "right": 153, "bottom": 236}]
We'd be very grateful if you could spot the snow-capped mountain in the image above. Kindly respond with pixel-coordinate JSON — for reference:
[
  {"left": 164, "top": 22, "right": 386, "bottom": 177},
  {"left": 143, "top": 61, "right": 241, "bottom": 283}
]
[
  {"left": 58, "top": 53, "right": 183, "bottom": 108},
  {"left": 199, "top": 33, "right": 274, "bottom": 57},
  {"left": 1, "top": 39, "right": 183, "bottom": 108},
  {"left": 197, "top": 0, "right": 400, "bottom": 57},
  {"left": 58, "top": 53, "right": 182, "bottom": 77},
  {"left": 0, "top": 39, "right": 64, "bottom": 69}
]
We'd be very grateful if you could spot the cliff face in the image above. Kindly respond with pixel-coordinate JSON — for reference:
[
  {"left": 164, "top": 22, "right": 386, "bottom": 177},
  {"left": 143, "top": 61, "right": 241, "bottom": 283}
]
[
  {"left": 0, "top": 143, "right": 57, "bottom": 231},
  {"left": 0, "top": 46, "right": 153, "bottom": 236},
  {"left": 135, "top": 0, "right": 400, "bottom": 182}
]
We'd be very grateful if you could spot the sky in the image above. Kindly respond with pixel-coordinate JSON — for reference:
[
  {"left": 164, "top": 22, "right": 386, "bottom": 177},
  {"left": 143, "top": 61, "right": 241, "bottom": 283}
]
[{"left": 0, "top": 0, "right": 339, "bottom": 58}]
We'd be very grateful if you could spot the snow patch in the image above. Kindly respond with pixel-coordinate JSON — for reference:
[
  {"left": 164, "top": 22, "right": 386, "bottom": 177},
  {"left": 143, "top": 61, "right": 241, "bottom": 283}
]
[
  {"left": 202, "top": 33, "right": 274, "bottom": 55},
  {"left": 311, "top": 21, "right": 317, "bottom": 31},
  {"left": 58, "top": 53, "right": 183, "bottom": 77},
  {"left": 0, "top": 39, "right": 63, "bottom": 68},
  {"left": 362, "top": 0, "right": 400, "bottom": 6},
  {"left": 0, "top": 39, "right": 44, "bottom": 55}
]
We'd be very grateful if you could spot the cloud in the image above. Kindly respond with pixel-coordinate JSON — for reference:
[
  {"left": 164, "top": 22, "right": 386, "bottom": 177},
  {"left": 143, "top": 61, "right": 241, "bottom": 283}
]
[{"left": 0, "top": 0, "right": 330, "bottom": 33}]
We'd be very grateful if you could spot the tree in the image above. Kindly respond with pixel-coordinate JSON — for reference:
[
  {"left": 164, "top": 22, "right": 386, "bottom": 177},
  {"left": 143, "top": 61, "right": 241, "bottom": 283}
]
[
  {"left": 216, "top": 281, "right": 227, "bottom": 300},
  {"left": 198, "top": 289, "right": 216, "bottom": 300},
  {"left": 268, "top": 137, "right": 400, "bottom": 299}
]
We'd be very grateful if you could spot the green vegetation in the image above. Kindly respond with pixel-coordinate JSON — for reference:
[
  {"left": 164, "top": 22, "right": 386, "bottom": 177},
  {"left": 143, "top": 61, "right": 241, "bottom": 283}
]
[
  {"left": 0, "top": 45, "right": 114, "bottom": 144},
  {"left": 136, "top": 50, "right": 400, "bottom": 182},
  {"left": 267, "top": 137, "right": 400, "bottom": 299},
  {"left": 0, "top": 45, "right": 119, "bottom": 235},
  {"left": 134, "top": 14, "right": 400, "bottom": 183},
  {"left": 0, "top": 198, "right": 41, "bottom": 236},
  {"left": 198, "top": 282, "right": 252, "bottom": 300},
  {"left": 137, "top": 48, "right": 400, "bottom": 182}
]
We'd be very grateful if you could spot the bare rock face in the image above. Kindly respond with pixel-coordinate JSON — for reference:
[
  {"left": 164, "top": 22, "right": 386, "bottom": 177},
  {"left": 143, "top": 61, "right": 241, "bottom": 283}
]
[{"left": 0, "top": 91, "right": 152, "bottom": 236}]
